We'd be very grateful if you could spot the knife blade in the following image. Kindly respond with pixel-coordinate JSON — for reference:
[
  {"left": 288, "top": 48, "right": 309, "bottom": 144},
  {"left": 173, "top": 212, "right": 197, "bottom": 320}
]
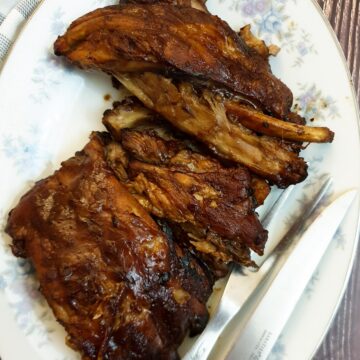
[{"left": 226, "top": 189, "right": 358, "bottom": 360}]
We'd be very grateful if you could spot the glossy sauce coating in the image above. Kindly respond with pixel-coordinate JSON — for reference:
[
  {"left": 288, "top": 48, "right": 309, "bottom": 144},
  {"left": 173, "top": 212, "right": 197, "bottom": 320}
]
[{"left": 6, "top": 133, "right": 213, "bottom": 360}]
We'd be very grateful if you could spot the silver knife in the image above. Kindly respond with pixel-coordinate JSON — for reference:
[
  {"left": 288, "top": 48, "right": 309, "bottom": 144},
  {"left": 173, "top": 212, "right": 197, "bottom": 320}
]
[{"left": 225, "top": 189, "right": 357, "bottom": 360}]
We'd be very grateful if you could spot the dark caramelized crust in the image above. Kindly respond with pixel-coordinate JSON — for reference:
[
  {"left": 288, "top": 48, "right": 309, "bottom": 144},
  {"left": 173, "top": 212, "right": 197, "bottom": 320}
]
[
  {"left": 54, "top": 4, "right": 293, "bottom": 118},
  {"left": 6, "top": 133, "right": 213, "bottom": 360}
]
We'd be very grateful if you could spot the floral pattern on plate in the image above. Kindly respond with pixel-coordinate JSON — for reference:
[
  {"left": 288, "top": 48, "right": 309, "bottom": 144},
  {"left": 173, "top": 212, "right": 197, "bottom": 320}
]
[
  {"left": 295, "top": 83, "right": 339, "bottom": 121},
  {"left": 219, "top": 0, "right": 316, "bottom": 67}
]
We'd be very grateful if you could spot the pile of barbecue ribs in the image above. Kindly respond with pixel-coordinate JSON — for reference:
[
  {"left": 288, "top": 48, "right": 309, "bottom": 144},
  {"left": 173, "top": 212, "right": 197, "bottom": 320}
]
[{"left": 6, "top": 1, "right": 334, "bottom": 359}]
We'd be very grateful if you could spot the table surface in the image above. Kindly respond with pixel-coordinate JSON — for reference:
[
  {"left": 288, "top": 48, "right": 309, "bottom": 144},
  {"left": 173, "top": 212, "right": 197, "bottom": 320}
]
[{"left": 314, "top": 1, "right": 360, "bottom": 359}]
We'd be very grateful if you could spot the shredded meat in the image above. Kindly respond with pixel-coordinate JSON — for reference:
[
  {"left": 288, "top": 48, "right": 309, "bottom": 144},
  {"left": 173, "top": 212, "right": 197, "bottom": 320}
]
[
  {"left": 103, "top": 99, "right": 269, "bottom": 266},
  {"left": 115, "top": 72, "right": 311, "bottom": 187}
]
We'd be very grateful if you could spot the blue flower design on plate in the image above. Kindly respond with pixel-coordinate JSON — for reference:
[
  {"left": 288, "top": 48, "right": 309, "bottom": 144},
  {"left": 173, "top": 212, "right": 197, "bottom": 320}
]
[
  {"left": 31, "top": 56, "right": 63, "bottom": 104},
  {"left": 0, "top": 254, "right": 56, "bottom": 343},
  {"left": 0, "top": 274, "right": 6, "bottom": 291},
  {"left": 334, "top": 227, "right": 346, "bottom": 250},
  {"left": 1, "top": 124, "right": 51, "bottom": 178},
  {"left": 239, "top": 0, "right": 271, "bottom": 17},
  {"left": 304, "top": 270, "right": 320, "bottom": 299},
  {"left": 257, "top": 7, "right": 284, "bottom": 35},
  {"left": 268, "top": 335, "right": 286, "bottom": 360},
  {"left": 50, "top": 7, "right": 67, "bottom": 36},
  {"left": 295, "top": 84, "right": 339, "bottom": 121},
  {"left": 221, "top": 0, "right": 315, "bottom": 67}
]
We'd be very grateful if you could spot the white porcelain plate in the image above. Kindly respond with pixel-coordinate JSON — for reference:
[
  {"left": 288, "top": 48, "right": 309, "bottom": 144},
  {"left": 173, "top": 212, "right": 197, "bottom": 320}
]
[{"left": 0, "top": 0, "right": 359, "bottom": 359}]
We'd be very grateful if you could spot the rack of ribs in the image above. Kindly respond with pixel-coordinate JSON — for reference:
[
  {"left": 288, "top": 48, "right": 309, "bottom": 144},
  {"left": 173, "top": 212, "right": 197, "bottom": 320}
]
[
  {"left": 54, "top": 4, "right": 333, "bottom": 187},
  {"left": 6, "top": 133, "right": 214, "bottom": 360}
]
